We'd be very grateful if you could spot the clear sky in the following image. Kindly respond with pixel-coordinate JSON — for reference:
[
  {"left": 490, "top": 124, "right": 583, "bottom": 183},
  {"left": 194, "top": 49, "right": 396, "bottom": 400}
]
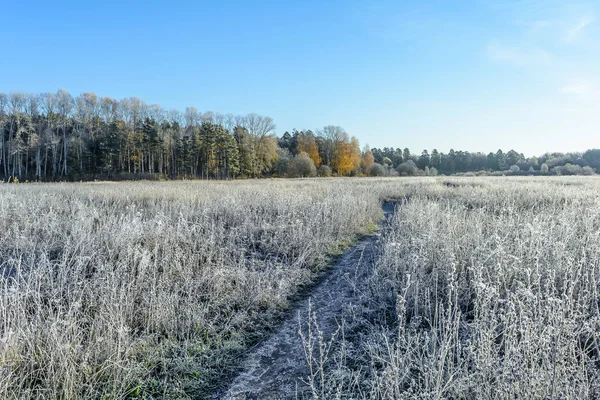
[{"left": 1, "top": 0, "right": 599, "bottom": 156}]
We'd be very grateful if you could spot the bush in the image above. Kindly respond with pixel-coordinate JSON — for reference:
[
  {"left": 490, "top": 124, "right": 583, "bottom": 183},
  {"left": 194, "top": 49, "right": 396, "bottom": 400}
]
[
  {"left": 423, "top": 166, "right": 439, "bottom": 176},
  {"left": 583, "top": 149, "right": 600, "bottom": 170},
  {"left": 274, "top": 148, "right": 292, "bottom": 176},
  {"left": 582, "top": 166, "right": 595, "bottom": 175},
  {"left": 509, "top": 165, "right": 520, "bottom": 173},
  {"left": 540, "top": 163, "right": 549, "bottom": 173},
  {"left": 289, "top": 152, "right": 317, "bottom": 178},
  {"left": 368, "top": 163, "right": 386, "bottom": 176},
  {"left": 552, "top": 163, "right": 582, "bottom": 176},
  {"left": 397, "top": 160, "right": 418, "bottom": 176},
  {"left": 317, "top": 165, "right": 332, "bottom": 177}
]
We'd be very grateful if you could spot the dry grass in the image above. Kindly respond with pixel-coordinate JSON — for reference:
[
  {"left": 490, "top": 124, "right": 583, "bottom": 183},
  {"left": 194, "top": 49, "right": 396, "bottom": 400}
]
[
  {"left": 0, "top": 178, "right": 407, "bottom": 399},
  {"left": 4, "top": 177, "right": 600, "bottom": 399},
  {"left": 303, "top": 177, "right": 600, "bottom": 399}
]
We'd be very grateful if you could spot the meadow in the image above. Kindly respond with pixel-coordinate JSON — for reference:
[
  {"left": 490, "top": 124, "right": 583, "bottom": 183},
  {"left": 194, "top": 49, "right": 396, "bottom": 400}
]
[
  {"left": 1, "top": 177, "right": 599, "bottom": 399},
  {"left": 0, "top": 178, "right": 402, "bottom": 399},
  {"left": 303, "top": 177, "right": 600, "bottom": 399}
]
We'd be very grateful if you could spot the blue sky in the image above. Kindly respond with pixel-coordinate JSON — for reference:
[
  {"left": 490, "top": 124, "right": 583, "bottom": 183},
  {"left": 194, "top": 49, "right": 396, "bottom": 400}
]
[{"left": 1, "top": 0, "right": 599, "bottom": 156}]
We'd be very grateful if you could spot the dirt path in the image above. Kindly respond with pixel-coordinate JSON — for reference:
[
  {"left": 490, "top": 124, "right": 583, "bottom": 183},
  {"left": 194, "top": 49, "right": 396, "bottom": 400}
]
[{"left": 215, "top": 202, "right": 397, "bottom": 400}]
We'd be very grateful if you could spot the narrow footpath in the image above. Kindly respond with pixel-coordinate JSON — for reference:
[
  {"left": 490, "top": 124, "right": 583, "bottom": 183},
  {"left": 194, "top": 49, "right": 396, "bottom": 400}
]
[{"left": 215, "top": 202, "right": 398, "bottom": 400}]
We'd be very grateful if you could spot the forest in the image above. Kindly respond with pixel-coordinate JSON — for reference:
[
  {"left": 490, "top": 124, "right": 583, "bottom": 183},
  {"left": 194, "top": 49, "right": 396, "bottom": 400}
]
[{"left": 1, "top": 90, "right": 599, "bottom": 181}]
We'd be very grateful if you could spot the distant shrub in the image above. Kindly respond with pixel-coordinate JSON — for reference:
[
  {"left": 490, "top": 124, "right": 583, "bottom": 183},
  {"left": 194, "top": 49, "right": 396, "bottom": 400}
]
[
  {"left": 540, "top": 163, "right": 549, "bottom": 173},
  {"left": 583, "top": 149, "right": 600, "bottom": 170},
  {"left": 368, "top": 163, "right": 386, "bottom": 176},
  {"left": 550, "top": 164, "right": 595, "bottom": 176},
  {"left": 546, "top": 156, "right": 573, "bottom": 169},
  {"left": 582, "top": 166, "right": 595, "bottom": 175},
  {"left": 274, "top": 148, "right": 292, "bottom": 176},
  {"left": 289, "top": 152, "right": 317, "bottom": 178},
  {"left": 552, "top": 163, "right": 582, "bottom": 176},
  {"left": 509, "top": 165, "right": 520, "bottom": 172},
  {"left": 317, "top": 165, "right": 332, "bottom": 177},
  {"left": 397, "top": 160, "right": 418, "bottom": 176}
]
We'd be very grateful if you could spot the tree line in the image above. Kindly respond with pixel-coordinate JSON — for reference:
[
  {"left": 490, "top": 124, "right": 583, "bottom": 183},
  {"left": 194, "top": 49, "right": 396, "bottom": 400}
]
[
  {"left": 0, "top": 90, "right": 366, "bottom": 181},
  {"left": 370, "top": 147, "right": 600, "bottom": 176},
  {"left": 1, "top": 90, "right": 598, "bottom": 181}
]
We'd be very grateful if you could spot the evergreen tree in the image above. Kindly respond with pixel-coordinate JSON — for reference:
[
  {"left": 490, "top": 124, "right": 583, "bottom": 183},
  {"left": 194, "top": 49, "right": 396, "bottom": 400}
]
[
  {"left": 403, "top": 147, "right": 411, "bottom": 163},
  {"left": 496, "top": 149, "right": 506, "bottom": 170},
  {"left": 417, "top": 150, "right": 430, "bottom": 169}
]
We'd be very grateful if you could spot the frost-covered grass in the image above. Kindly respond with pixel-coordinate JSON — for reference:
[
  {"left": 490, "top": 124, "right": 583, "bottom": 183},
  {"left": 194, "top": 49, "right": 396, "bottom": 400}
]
[
  {"left": 5, "top": 177, "right": 600, "bottom": 399},
  {"left": 0, "top": 178, "right": 408, "bottom": 399},
  {"left": 306, "top": 177, "right": 600, "bottom": 399}
]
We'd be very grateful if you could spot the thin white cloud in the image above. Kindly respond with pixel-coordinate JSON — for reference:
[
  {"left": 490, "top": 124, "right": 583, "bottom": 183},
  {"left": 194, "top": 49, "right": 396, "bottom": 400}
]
[
  {"left": 560, "top": 82, "right": 593, "bottom": 95},
  {"left": 351, "top": 1, "right": 462, "bottom": 43},
  {"left": 565, "top": 14, "right": 595, "bottom": 41},
  {"left": 486, "top": 1, "right": 600, "bottom": 104},
  {"left": 559, "top": 79, "right": 600, "bottom": 102},
  {"left": 487, "top": 43, "right": 553, "bottom": 67},
  {"left": 528, "top": 19, "right": 553, "bottom": 32}
]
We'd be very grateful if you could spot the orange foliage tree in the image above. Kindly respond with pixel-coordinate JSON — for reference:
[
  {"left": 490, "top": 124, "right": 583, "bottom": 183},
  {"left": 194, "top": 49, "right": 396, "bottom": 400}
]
[
  {"left": 332, "top": 134, "right": 361, "bottom": 175},
  {"left": 361, "top": 146, "right": 375, "bottom": 174},
  {"left": 297, "top": 134, "right": 321, "bottom": 167}
]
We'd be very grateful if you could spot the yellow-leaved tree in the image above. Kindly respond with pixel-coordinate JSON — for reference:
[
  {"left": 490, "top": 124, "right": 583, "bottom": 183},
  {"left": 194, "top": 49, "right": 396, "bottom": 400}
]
[
  {"left": 332, "top": 134, "right": 361, "bottom": 176},
  {"left": 361, "top": 146, "right": 374, "bottom": 174},
  {"left": 297, "top": 133, "right": 321, "bottom": 167}
]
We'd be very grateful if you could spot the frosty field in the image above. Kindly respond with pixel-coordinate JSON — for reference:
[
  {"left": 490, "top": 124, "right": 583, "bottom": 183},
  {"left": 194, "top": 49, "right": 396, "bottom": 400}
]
[{"left": 1, "top": 177, "right": 599, "bottom": 399}]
